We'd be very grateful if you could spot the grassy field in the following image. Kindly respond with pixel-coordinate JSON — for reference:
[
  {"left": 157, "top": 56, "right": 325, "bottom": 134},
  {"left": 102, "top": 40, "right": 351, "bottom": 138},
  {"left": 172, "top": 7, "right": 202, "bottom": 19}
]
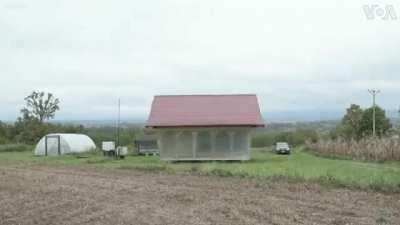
[{"left": 1, "top": 146, "right": 400, "bottom": 192}]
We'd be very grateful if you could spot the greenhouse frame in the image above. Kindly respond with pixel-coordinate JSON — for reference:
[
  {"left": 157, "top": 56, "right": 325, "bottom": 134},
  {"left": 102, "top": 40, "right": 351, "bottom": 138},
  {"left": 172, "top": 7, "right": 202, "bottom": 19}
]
[{"left": 146, "top": 94, "right": 264, "bottom": 161}]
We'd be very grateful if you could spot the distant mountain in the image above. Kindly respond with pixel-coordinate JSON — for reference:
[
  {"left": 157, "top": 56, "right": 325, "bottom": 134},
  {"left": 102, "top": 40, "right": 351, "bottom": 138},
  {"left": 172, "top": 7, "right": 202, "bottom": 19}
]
[
  {"left": 51, "top": 119, "right": 146, "bottom": 128},
  {"left": 8, "top": 108, "right": 396, "bottom": 126},
  {"left": 264, "top": 109, "right": 344, "bottom": 122}
]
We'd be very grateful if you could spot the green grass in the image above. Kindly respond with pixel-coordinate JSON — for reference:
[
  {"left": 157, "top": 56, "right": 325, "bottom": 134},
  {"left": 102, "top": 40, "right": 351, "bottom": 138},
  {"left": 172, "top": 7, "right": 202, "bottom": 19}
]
[{"left": 1, "top": 146, "right": 399, "bottom": 192}]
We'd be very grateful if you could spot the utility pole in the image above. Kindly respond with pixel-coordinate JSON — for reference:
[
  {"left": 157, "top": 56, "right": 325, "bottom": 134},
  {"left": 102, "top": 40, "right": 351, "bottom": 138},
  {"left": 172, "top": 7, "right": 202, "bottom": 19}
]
[
  {"left": 368, "top": 89, "right": 380, "bottom": 137},
  {"left": 117, "top": 98, "right": 121, "bottom": 147}
]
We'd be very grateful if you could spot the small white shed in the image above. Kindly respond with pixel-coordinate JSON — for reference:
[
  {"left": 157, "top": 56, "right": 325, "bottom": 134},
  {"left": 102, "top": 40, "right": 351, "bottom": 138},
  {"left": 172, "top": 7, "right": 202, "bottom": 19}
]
[{"left": 34, "top": 133, "right": 96, "bottom": 156}]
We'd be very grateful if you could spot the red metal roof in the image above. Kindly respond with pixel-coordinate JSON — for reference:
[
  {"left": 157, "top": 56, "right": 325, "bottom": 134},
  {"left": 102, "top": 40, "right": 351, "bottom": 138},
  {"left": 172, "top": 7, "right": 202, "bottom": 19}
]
[{"left": 146, "top": 94, "right": 264, "bottom": 127}]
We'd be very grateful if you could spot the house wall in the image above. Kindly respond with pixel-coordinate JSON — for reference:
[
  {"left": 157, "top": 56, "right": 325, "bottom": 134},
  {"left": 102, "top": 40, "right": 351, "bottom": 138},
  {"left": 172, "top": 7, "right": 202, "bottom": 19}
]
[{"left": 156, "top": 127, "right": 252, "bottom": 161}]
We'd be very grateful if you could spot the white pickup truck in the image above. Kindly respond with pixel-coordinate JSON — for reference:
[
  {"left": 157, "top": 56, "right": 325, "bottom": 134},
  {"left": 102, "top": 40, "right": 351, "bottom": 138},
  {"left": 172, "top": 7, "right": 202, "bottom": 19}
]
[{"left": 275, "top": 142, "right": 291, "bottom": 154}]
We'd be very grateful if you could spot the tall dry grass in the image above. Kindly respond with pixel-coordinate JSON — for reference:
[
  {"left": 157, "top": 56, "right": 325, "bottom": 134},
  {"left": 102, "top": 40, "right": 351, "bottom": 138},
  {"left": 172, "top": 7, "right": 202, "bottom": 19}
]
[{"left": 306, "top": 137, "right": 400, "bottom": 162}]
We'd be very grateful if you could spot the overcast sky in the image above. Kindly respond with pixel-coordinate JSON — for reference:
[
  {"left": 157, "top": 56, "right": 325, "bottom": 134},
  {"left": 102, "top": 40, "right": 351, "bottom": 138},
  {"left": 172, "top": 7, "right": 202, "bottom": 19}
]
[{"left": 1, "top": 0, "right": 400, "bottom": 121}]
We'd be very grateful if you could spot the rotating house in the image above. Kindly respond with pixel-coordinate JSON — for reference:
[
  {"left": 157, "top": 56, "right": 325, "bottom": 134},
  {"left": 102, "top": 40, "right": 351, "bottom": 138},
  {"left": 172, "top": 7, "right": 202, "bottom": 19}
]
[{"left": 145, "top": 94, "right": 264, "bottom": 161}]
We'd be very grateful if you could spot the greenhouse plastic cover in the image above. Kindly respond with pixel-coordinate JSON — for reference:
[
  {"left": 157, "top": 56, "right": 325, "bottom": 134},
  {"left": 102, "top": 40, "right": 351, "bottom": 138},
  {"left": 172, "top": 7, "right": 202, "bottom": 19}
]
[{"left": 34, "top": 133, "right": 96, "bottom": 156}]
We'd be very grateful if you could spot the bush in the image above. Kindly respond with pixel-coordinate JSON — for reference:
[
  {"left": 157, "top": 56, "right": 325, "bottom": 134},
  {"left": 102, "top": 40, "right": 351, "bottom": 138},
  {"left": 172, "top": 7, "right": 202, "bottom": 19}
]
[
  {"left": 0, "top": 144, "right": 33, "bottom": 152},
  {"left": 0, "top": 136, "right": 8, "bottom": 145},
  {"left": 252, "top": 133, "right": 279, "bottom": 147},
  {"left": 252, "top": 130, "right": 318, "bottom": 147}
]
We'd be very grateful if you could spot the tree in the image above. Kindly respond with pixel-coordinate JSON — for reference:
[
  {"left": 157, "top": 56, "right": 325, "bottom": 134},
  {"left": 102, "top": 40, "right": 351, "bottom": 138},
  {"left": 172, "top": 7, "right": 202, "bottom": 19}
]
[
  {"left": 0, "top": 121, "right": 5, "bottom": 136},
  {"left": 22, "top": 91, "right": 60, "bottom": 123},
  {"left": 13, "top": 116, "right": 45, "bottom": 144},
  {"left": 0, "top": 121, "right": 8, "bottom": 144},
  {"left": 358, "top": 105, "right": 392, "bottom": 137},
  {"left": 13, "top": 91, "right": 60, "bottom": 143},
  {"left": 336, "top": 104, "right": 363, "bottom": 139}
]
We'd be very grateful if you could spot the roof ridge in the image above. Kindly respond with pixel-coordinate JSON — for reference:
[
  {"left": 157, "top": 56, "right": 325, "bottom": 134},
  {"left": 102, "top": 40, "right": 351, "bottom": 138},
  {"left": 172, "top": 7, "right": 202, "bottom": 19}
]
[{"left": 154, "top": 94, "right": 256, "bottom": 97}]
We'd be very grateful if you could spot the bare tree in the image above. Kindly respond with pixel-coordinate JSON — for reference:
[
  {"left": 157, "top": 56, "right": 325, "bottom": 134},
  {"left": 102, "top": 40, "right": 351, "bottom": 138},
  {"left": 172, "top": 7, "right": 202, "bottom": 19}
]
[{"left": 22, "top": 91, "right": 60, "bottom": 123}]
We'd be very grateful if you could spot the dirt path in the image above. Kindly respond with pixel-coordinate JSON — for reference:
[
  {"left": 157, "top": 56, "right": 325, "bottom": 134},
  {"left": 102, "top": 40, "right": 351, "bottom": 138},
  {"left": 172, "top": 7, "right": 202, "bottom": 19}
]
[{"left": 0, "top": 165, "right": 399, "bottom": 225}]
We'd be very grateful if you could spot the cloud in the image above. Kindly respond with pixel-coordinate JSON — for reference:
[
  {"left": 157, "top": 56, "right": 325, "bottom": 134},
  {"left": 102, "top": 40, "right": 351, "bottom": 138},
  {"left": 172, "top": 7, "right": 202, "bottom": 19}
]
[{"left": 1, "top": 0, "right": 400, "bottom": 121}]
